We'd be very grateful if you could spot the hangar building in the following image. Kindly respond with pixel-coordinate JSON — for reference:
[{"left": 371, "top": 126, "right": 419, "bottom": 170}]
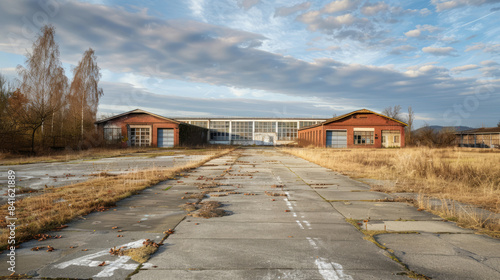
[
  {"left": 298, "top": 109, "right": 407, "bottom": 148},
  {"left": 95, "top": 109, "right": 208, "bottom": 148}
]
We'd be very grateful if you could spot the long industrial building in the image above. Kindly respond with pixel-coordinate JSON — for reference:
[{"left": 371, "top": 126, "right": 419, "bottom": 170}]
[
  {"left": 96, "top": 108, "right": 407, "bottom": 148},
  {"left": 177, "top": 117, "right": 326, "bottom": 145}
]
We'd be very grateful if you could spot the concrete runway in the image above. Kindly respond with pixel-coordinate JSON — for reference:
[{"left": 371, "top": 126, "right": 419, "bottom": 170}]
[{"left": 1, "top": 148, "right": 499, "bottom": 279}]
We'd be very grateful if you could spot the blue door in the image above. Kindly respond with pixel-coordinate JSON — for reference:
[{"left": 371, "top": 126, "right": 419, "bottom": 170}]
[
  {"left": 326, "top": 130, "right": 347, "bottom": 148},
  {"left": 157, "top": 129, "right": 174, "bottom": 148}
]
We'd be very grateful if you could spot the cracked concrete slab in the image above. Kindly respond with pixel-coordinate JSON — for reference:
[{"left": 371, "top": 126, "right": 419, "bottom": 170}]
[
  {"left": 364, "top": 220, "right": 474, "bottom": 233},
  {"left": 331, "top": 201, "right": 439, "bottom": 221},
  {"left": 317, "top": 190, "right": 392, "bottom": 201},
  {"left": 377, "top": 233, "right": 500, "bottom": 279}
]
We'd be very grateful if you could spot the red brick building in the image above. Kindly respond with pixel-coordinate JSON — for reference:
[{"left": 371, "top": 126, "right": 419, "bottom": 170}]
[
  {"left": 95, "top": 109, "right": 207, "bottom": 147},
  {"left": 298, "top": 109, "right": 407, "bottom": 148}
]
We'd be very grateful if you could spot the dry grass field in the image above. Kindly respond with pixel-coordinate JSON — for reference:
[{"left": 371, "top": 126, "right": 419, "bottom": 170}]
[
  {"left": 0, "top": 148, "right": 234, "bottom": 249},
  {"left": 283, "top": 147, "right": 500, "bottom": 234}
]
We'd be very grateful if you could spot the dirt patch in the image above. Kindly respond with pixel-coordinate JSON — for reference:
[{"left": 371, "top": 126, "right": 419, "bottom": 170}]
[
  {"left": 265, "top": 191, "right": 287, "bottom": 197},
  {"left": 191, "top": 201, "right": 227, "bottom": 218}
]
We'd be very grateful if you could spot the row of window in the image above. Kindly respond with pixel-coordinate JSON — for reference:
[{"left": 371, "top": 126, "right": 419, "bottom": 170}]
[
  {"left": 353, "top": 131, "right": 374, "bottom": 145},
  {"left": 207, "top": 121, "right": 317, "bottom": 141}
]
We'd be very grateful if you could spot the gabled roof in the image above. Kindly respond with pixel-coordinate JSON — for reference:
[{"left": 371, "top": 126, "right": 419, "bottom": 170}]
[
  {"left": 299, "top": 109, "right": 408, "bottom": 130},
  {"left": 95, "top": 109, "right": 180, "bottom": 124},
  {"left": 455, "top": 127, "right": 500, "bottom": 134}
]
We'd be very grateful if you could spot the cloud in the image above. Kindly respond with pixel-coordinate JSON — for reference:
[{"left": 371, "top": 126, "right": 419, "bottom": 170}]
[
  {"left": 189, "top": 0, "right": 205, "bottom": 20},
  {"left": 431, "top": 0, "right": 500, "bottom": 11},
  {"left": 422, "top": 46, "right": 458, "bottom": 56},
  {"left": 465, "top": 43, "right": 500, "bottom": 53},
  {"left": 390, "top": 45, "right": 417, "bottom": 55},
  {"left": 405, "top": 24, "right": 440, "bottom": 38},
  {"left": 238, "top": 0, "right": 260, "bottom": 10},
  {"left": 481, "top": 66, "right": 500, "bottom": 77},
  {"left": 451, "top": 64, "right": 480, "bottom": 72},
  {"left": 306, "top": 45, "right": 340, "bottom": 52},
  {"left": 297, "top": 11, "right": 367, "bottom": 33},
  {"left": 274, "top": 2, "right": 311, "bottom": 17},
  {"left": 405, "top": 29, "right": 421, "bottom": 37},
  {"left": 479, "top": 60, "right": 500, "bottom": 77},
  {"left": 420, "top": 8, "right": 432, "bottom": 16},
  {"left": 360, "top": 2, "right": 389, "bottom": 15},
  {"left": 295, "top": 1, "right": 418, "bottom": 44},
  {"left": 295, "top": 0, "right": 367, "bottom": 34},
  {"left": 322, "top": 0, "right": 361, "bottom": 14},
  {"left": 481, "top": 60, "right": 499, "bottom": 66},
  {"left": 491, "top": 6, "right": 500, "bottom": 11},
  {"left": 98, "top": 81, "right": 338, "bottom": 118}
]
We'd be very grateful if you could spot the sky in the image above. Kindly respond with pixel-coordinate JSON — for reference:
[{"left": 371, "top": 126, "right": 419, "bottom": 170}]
[{"left": 0, "top": 0, "right": 499, "bottom": 128}]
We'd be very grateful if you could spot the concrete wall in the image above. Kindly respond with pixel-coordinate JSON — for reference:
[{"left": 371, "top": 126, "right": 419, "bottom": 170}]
[{"left": 298, "top": 113, "right": 406, "bottom": 148}]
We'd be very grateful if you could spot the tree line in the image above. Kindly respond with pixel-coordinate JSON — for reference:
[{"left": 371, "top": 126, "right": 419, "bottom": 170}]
[{"left": 0, "top": 25, "right": 103, "bottom": 154}]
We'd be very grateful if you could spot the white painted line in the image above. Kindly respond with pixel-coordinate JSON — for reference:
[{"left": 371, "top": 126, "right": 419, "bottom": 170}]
[
  {"left": 95, "top": 255, "right": 136, "bottom": 278},
  {"left": 296, "top": 220, "right": 305, "bottom": 229},
  {"left": 306, "top": 237, "right": 319, "bottom": 249},
  {"left": 303, "top": 220, "right": 312, "bottom": 229},
  {"left": 315, "top": 257, "right": 353, "bottom": 280},
  {"left": 54, "top": 239, "right": 146, "bottom": 277}
]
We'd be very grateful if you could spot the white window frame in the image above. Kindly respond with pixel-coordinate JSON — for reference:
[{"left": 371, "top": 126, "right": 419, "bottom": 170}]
[{"left": 129, "top": 125, "right": 152, "bottom": 147}]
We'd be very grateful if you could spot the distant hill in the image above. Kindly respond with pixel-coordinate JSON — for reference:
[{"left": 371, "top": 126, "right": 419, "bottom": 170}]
[{"left": 414, "top": 126, "right": 475, "bottom": 133}]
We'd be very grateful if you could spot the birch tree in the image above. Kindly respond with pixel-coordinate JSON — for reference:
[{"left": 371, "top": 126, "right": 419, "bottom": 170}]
[
  {"left": 17, "top": 25, "right": 67, "bottom": 152},
  {"left": 69, "top": 48, "right": 103, "bottom": 140},
  {"left": 406, "top": 106, "right": 414, "bottom": 144}
]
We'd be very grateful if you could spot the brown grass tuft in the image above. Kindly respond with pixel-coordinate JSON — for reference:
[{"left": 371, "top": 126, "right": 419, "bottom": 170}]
[{"left": 192, "top": 201, "right": 226, "bottom": 218}]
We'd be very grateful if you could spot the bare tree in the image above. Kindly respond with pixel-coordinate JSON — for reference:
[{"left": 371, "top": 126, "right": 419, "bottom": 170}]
[
  {"left": 69, "top": 48, "right": 103, "bottom": 140},
  {"left": 17, "top": 25, "right": 67, "bottom": 153},
  {"left": 497, "top": 121, "right": 500, "bottom": 128},
  {"left": 406, "top": 106, "right": 414, "bottom": 144},
  {"left": 0, "top": 74, "right": 14, "bottom": 121},
  {"left": 382, "top": 105, "right": 402, "bottom": 121},
  {"left": 0, "top": 74, "right": 16, "bottom": 147}
]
